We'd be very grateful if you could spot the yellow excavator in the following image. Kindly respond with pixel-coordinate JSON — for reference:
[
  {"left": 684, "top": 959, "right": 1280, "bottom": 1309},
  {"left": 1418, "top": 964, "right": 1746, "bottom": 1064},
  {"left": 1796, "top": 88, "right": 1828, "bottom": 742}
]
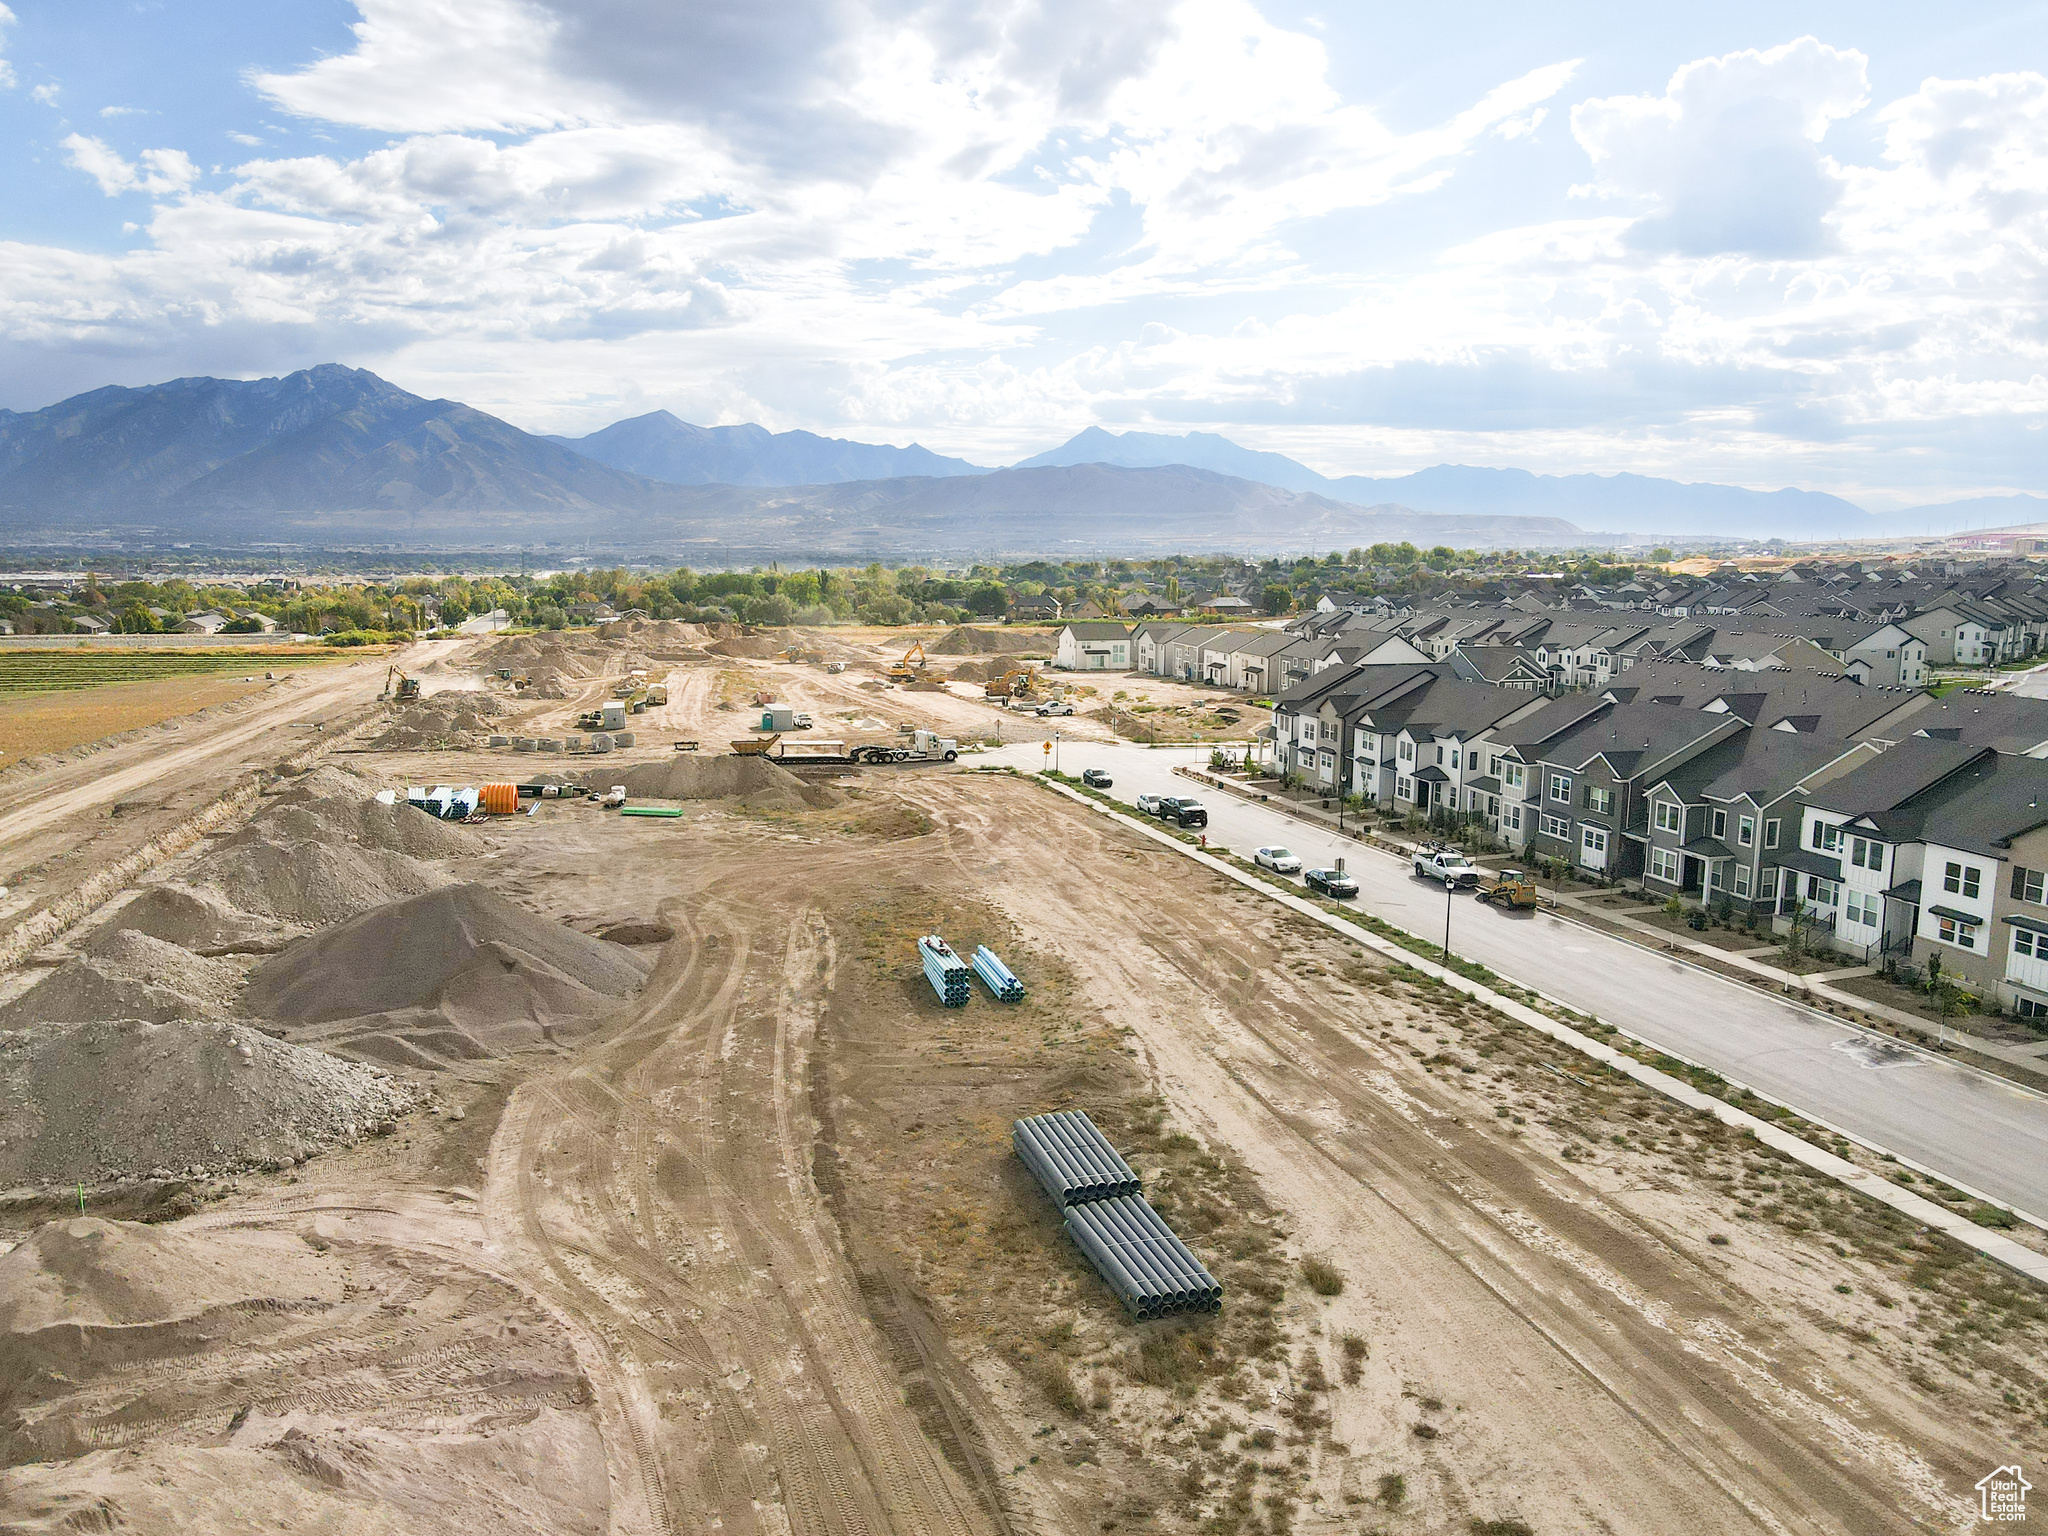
[
  {"left": 381, "top": 665, "right": 420, "bottom": 701},
  {"left": 887, "top": 641, "right": 929, "bottom": 684},
  {"left": 983, "top": 665, "right": 1039, "bottom": 700}
]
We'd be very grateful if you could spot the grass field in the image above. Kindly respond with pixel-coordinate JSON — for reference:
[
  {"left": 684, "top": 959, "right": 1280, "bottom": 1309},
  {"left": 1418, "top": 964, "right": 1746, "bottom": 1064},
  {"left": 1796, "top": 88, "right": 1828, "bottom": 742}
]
[{"left": 0, "top": 650, "right": 330, "bottom": 700}]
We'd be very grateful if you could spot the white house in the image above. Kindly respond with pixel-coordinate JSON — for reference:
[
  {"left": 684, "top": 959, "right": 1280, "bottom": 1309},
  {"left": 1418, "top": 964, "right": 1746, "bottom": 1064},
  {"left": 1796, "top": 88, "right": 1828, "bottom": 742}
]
[{"left": 1054, "top": 622, "right": 1133, "bottom": 671}]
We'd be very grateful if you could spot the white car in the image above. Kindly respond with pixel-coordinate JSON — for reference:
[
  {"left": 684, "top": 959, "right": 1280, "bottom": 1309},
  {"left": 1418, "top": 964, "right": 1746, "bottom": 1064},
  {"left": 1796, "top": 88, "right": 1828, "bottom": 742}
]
[
  {"left": 1134, "top": 793, "right": 1165, "bottom": 815},
  {"left": 1254, "top": 846, "right": 1303, "bottom": 874},
  {"left": 1037, "top": 701, "right": 1076, "bottom": 716}
]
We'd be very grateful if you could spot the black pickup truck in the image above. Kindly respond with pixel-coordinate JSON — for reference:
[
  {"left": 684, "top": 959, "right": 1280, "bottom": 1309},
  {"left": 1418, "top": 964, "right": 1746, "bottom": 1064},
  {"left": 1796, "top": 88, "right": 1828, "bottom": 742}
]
[{"left": 1157, "top": 795, "right": 1208, "bottom": 828}]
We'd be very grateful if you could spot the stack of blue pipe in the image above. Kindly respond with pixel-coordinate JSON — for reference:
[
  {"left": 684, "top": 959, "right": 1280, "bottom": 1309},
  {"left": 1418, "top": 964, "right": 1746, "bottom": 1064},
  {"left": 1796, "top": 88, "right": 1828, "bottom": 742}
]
[
  {"left": 970, "top": 945, "right": 1026, "bottom": 1002},
  {"left": 919, "top": 935, "right": 971, "bottom": 1007},
  {"left": 1013, "top": 1110, "right": 1222, "bottom": 1319}
]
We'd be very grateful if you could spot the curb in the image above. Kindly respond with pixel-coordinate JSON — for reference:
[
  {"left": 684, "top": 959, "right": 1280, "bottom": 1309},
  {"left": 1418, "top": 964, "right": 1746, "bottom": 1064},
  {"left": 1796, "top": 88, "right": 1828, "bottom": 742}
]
[{"left": 1030, "top": 773, "right": 2048, "bottom": 1286}]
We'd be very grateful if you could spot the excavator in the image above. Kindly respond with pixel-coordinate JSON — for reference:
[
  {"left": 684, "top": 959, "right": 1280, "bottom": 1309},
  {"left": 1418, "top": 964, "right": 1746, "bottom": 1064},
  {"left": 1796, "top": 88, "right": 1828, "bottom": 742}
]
[
  {"left": 983, "top": 665, "right": 1040, "bottom": 700},
  {"left": 381, "top": 665, "right": 421, "bottom": 701},
  {"left": 887, "top": 641, "right": 929, "bottom": 684}
]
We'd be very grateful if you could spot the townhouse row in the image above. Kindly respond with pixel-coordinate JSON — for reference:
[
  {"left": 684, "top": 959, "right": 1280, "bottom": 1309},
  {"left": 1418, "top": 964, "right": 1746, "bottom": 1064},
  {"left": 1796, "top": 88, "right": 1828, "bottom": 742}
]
[{"left": 1274, "top": 658, "right": 2048, "bottom": 1011}]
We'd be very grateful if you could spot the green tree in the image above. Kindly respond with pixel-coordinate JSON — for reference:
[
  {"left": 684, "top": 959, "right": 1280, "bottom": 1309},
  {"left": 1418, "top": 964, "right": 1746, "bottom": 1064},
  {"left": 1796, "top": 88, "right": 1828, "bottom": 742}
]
[
  {"left": 113, "top": 601, "right": 161, "bottom": 634},
  {"left": 1261, "top": 583, "right": 1292, "bottom": 615}
]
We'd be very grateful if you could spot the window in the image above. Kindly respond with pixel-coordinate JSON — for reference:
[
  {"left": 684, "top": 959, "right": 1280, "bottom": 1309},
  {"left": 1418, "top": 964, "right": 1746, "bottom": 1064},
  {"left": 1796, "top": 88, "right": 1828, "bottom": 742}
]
[
  {"left": 1397, "top": 777, "right": 1413, "bottom": 801},
  {"left": 2012, "top": 866, "right": 2046, "bottom": 905},
  {"left": 1549, "top": 773, "right": 1572, "bottom": 803},
  {"left": 1765, "top": 818, "right": 1780, "bottom": 849},
  {"left": 1505, "top": 804, "right": 1522, "bottom": 830},
  {"left": 2018, "top": 995, "right": 2048, "bottom": 1021},
  {"left": 1738, "top": 815, "right": 1755, "bottom": 847},
  {"left": 1585, "top": 786, "right": 1615, "bottom": 815},
  {"left": 1450, "top": 748, "right": 1460, "bottom": 769},
  {"left": 1655, "top": 801, "right": 1682, "bottom": 833},
  {"left": 1582, "top": 826, "right": 1608, "bottom": 854},
  {"left": 1399, "top": 740, "right": 1414, "bottom": 761},
  {"left": 1488, "top": 754, "right": 1501, "bottom": 775},
  {"left": 1759, "top": 867, "right": 1779, "bottom": 900},
  {"left": 2015, "top": 927, "right": 2041, "bottom": 958},
  {"left": 1845, "top": 893, "right": 1879, "bottom": 927},
  {"left": 1937, "top": 914, "right": 1978, "bottom": 949},
  {"left": 1467, "top": 788, "right": 1480, "bottom": 811},
  {"left": 1805, "top": 876, "right": 1839, "bottom": 907},
  {"left": 1541, "top": 812, "right": 1570, "bottom": 840},
  {"left": 1436, "top": 745, "right": 1445, "bottom": 764},
  {"left": 1504, "top": 763, "right": 1525, "bottom": 789},
  {"left": 1849, "top": 837, "right": 1886, "bottom": 871},
  {"left": 1813, "top": 822, "right": 1842, "bottom": 853},
  {"left": 1650, "top": 847, "right": 1681, "bottom": 883},
  {"left": 1732, "top": 864, "right": 1751, "bottom": 898},
  {"left": 1712, "top": 809, "right": 1728, "bottom": 839},
  {"left": 1944, "top": 861, "right": 1981, "bottom": 899}
]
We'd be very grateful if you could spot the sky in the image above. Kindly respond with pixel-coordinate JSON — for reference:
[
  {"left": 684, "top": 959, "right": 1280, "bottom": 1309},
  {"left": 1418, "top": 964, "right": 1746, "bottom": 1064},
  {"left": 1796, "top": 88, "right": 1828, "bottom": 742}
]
[{"left": 1, "top": 1, "right": 2045, "bottom": 511}]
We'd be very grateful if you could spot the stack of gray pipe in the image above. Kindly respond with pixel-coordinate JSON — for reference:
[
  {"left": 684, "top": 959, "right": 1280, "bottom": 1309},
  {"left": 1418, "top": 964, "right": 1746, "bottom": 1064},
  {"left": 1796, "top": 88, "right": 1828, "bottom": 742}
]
[
  {"left": 1013, "top": 1110, "right": 1222, "bottom": 1319},
  {"left": 1013, "top": 1111, "right": 1139, "bottom": 1206},
  {"left": 1065, "top": 1195, "right": 1223, "bottom": 1319}
]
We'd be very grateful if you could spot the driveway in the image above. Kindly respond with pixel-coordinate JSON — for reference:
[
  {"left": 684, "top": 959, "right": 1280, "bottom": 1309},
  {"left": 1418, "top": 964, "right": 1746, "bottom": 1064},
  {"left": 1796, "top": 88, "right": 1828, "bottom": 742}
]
[{"left": 985, "top": 740, "right": 2048, "bottom": 1219}]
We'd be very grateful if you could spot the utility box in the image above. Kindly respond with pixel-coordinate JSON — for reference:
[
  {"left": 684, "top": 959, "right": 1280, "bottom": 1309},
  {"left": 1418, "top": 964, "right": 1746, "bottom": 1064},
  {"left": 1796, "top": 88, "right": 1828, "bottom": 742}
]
[
  {"left": 761, "top": 705, "right": 798, "bottom": 731},
  {"left": 601, "top": 700, "right": 628, "bottom": 731}
]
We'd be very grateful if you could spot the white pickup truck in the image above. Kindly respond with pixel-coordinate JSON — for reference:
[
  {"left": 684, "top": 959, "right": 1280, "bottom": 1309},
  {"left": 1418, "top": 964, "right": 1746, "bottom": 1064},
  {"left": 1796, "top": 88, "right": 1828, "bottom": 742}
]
[{"left": 1412, "top": 844, "right": 1480, "bottom": 889}]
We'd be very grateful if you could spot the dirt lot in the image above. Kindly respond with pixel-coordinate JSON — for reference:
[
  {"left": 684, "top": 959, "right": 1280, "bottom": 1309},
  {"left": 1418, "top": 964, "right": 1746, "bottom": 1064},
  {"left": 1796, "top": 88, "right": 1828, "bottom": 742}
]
[
  {"left": 0, "top": 670, "right": 319, "bottom": 766},
  {"left": 2, "top": 724, "right": 2041, "bottom": 1533}
]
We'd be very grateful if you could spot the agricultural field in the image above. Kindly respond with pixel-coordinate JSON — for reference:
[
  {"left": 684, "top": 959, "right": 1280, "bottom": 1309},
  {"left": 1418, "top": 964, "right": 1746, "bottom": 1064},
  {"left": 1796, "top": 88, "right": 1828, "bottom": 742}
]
[
  {"left": 0, "top": 654, "right": 345, "bottom": 765},
  {"left": 0, "top": 649, "right": 331, "bottom": 699}
]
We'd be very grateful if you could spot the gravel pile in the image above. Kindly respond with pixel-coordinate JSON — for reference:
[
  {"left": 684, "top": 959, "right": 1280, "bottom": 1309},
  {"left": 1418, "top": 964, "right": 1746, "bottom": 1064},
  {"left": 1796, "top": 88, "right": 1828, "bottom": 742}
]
[
  {"left": 244, "top": 885, "right": 648, "bottom": 1069},
  {"left": 186, "top": 833, "right": 450, "bottom": 931},
  {"left": 365, "top": 694, "right": 507, "bottom": 751},
  {"left": 928, "top": 625, "right": 1045, "bottom": 656},
  {"left": 616, "top": 755, "right": 837, "bottom": 811},
  {"left": 0, "top": 932, "right": 244, "bottom": 1027},
  {"left": 97, "top": 883, "right": 281, "bottom": 955},
  {"left": 0, "top": 1016, "right": 421, "bottom": 1187}
]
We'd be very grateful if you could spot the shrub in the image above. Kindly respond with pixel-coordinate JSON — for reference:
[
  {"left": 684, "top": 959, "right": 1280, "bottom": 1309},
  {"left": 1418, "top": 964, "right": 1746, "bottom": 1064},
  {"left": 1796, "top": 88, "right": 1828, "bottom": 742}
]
[
  {"left": 1033, "top": 1358, "right": 1083, "bottom": 1416},
  {"left": 1377, "top": 1472, "right": 1406, "bottom": 1508},
  {"left": 1300, "top": 1256, "right": 1345, "bottom": 1296},
  {"left": 1470, "top": 1521, "right": 1536, "bottom": 1536}
]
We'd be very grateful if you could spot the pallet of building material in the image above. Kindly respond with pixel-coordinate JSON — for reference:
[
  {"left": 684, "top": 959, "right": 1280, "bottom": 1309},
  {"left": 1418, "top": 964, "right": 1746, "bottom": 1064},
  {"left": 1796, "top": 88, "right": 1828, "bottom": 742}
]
[
  {"left": 1011, "top": 1111, "right": 1140, "bottom": 1208},
  {"left": 970, "top": 945, "right": 1025, "bottom": 1001},
  {"left": 919, "top": 935, "right": 971, "bottom": 1007},
  {"left": 1064, "top": 1194, "right": 1223, "bottom": 1319},
  {"left": 620, "top": 805, "right": 683, "bottom": 818}
]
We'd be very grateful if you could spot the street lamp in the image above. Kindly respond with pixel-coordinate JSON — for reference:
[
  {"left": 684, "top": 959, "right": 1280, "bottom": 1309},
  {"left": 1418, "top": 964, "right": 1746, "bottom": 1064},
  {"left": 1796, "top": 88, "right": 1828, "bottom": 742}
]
[{"left": 1442, "top": 877, "right": 1454, "bottom": 968}]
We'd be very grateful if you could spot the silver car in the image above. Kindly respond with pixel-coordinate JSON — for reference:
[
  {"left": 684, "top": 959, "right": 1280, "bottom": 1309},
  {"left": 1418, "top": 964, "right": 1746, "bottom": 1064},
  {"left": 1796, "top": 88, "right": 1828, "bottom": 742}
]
[{"left": 1254, "top": 846, "right": 1303, "bottom": 874}]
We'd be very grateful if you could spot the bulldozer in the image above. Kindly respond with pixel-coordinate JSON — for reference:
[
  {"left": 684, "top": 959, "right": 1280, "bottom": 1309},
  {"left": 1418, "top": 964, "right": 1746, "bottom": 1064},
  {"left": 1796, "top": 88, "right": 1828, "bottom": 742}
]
[
  {"left": 381, "top": 666, "right": 420, "bottom": 702},
  {"left": 886, "top": 641, "right": 929, "bottom": 685}
]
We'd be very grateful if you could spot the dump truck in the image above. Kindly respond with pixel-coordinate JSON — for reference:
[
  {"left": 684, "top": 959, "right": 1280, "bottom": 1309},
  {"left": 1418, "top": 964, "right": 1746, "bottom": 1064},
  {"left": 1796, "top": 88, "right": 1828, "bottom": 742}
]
[{"left": 644, "top": 682, "right": 668, "bottom": 706}]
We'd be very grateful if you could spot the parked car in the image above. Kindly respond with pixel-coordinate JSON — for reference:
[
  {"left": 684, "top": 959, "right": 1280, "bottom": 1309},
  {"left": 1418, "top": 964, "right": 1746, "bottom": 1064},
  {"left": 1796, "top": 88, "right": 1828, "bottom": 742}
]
[
  {"left": 1037, "top": 701, "right": 1075, "bottom": 716},
  {"left": 1412, "top": 843, "right": 1479, "bottom": 889},
  {"left": 1305, "top": 866, "right": 1358, "bottom": 898},
  {"left": 1158, "top": 796, "right": 1207, "bottom": 828},
  {"left": 1081, "top": 767, "right": 1113, "bottom": 788},
  {"left": 1134, "top": 793, "right": 1164, "bottom": 815},
  {"left": 792, "top": 711, "right": 813, "bottom": 729},
  {"left": 1253, "top": 846, "right": 1303, "bottom": 874}
]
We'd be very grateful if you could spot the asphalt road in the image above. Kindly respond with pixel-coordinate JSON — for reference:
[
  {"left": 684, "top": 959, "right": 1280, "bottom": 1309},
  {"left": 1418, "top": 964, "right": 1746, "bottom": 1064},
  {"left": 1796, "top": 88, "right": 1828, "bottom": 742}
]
[{"left": 987, "top": 739, "right": 2048, "bottom": 1220}]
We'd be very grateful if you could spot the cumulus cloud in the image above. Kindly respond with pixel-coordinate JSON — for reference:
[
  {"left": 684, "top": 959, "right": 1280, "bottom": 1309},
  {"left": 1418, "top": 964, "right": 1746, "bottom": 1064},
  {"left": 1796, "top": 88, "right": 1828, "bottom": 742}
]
[
  {"left": 61, "top": 135, "right": 201, "bottom": 197},
  {"left": 1573, "top": 37, "right": 1868, "bottom": 257}
]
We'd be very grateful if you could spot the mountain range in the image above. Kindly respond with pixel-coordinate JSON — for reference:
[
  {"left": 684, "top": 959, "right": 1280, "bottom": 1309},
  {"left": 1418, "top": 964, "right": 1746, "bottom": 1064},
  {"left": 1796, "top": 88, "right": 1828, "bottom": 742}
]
[{"left": 0, "top": 364, "right": 2037, "bottom": 552}]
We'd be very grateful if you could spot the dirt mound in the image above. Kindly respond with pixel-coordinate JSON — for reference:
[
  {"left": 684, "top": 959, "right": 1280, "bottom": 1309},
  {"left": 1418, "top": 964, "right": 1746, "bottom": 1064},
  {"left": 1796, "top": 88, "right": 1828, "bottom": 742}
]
[
  {"left": 0, "top": 1217, "right": 339, "bottom": 1332},
  {"left": 706, "top": 633, "right": 782, "bottom": 659},
  {"left": 94, "top": 882, "right": 281, "bottom": 954},
  {"left": 186, "top": 830, "right": 452, "bottom": 931},
  {"left": 1, "top": 931, "right": 243, "bottom": 1027},
  {"left": 928, "top": 625, "right": 1045, "bottom": 655},
  {"left": 0, "top": 1016, "right": 421, "bottom": 1186},
  {"left": 365, "top": 693, "right": 507, "bottom": 750},
  {"left": 248, "top": 787, "right": 475, "bottom": 860},
  {"left": 244, "top": 885, "right": 648, "bottom": 1069},
  {"left": 615, "top": 754, "right": 827, "bottom": 810}
]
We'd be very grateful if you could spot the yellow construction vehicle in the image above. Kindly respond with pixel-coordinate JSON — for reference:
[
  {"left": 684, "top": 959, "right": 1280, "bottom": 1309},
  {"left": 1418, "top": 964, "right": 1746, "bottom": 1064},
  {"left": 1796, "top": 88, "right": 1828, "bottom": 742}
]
[
  {"left": 984, "top": 665, "right": 1039, "bottom": 700},
  {"left": 381, "top": 666, "right": 420, "bottom": 701},
  {"left": 777, "top": 644, "right": 806, "bottom": 663},
  {"left": 887, "top": 641, "right": 928, "bottom": 684}
]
